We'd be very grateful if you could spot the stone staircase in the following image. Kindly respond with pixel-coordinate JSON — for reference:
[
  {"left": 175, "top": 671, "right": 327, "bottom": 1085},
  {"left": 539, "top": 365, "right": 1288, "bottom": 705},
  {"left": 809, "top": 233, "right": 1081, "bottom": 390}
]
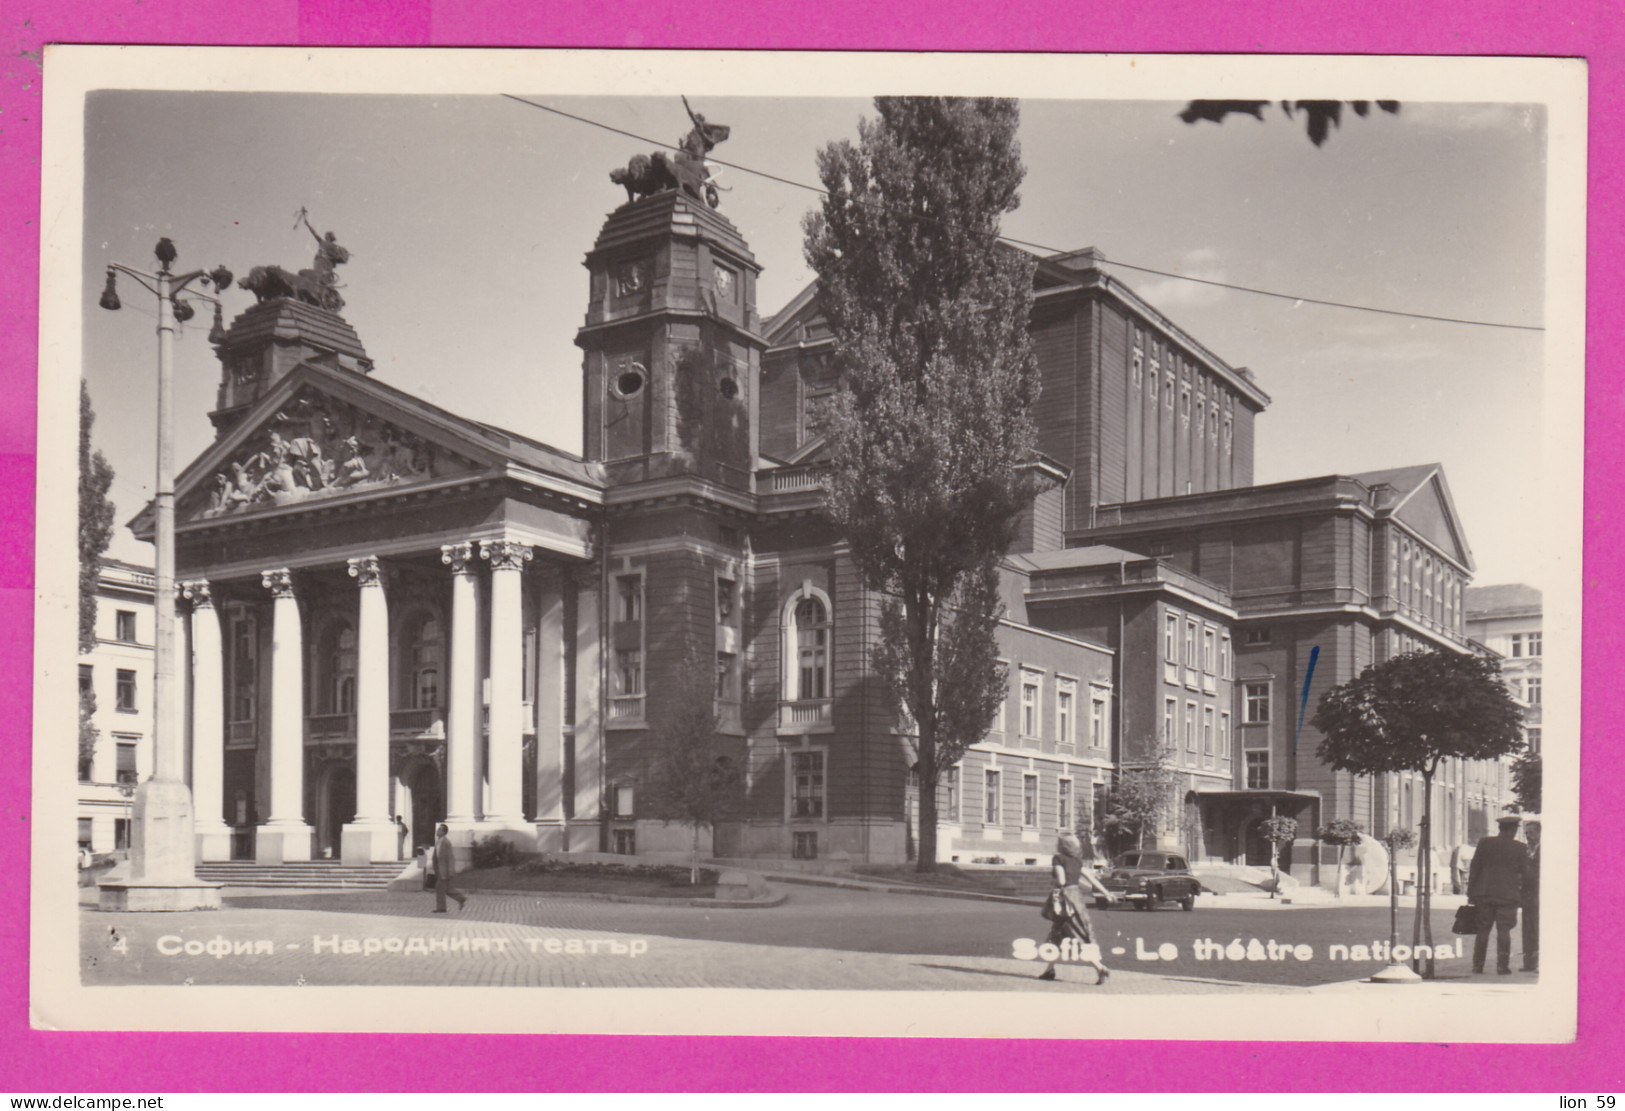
[{"left": 194, "top": 860, "right": 409, "bottom": 889}]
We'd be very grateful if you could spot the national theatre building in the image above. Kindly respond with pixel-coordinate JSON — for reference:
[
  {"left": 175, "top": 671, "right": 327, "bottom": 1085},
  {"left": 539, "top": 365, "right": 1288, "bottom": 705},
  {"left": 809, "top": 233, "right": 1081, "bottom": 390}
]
[{"left": 141, "top": 163, "right": 1518, "bottom": 883}]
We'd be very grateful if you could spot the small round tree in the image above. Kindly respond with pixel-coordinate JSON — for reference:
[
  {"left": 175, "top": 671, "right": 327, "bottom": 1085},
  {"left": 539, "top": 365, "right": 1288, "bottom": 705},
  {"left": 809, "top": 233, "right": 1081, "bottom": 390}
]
[
  {"left": 1260, "top": 815, "right": 1298, "bottom": 897},
  {"left": 1316, "top": 819, "right": 1365, "bottom": 897},
  {"left": 1313, "top": 650, "right": 1524, "bottom": 977}
]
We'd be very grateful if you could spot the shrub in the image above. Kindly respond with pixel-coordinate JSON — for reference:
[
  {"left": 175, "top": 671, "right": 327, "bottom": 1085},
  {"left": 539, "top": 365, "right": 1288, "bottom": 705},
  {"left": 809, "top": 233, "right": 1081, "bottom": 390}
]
[{"left": 469, "top": 835, "right": 521, "bottom": 871}]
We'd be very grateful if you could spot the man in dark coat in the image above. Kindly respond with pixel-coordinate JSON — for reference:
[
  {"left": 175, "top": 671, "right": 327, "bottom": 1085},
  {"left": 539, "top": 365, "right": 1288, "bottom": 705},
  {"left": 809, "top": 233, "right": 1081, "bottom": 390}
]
[
  {"left": 1468, "top": 814, "right": 1529, "bottom": 974},
  {"left": 1521, "top": 819, "right": 1540, "bottom": 973},
  {"left": 432, "top": 823, "right": 468, "bottom": 913}
]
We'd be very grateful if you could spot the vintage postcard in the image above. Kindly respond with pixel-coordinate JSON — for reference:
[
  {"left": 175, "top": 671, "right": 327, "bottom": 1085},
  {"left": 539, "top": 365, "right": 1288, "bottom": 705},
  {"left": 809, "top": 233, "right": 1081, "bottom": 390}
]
[{"left": 32, "top": 47, "right": 1584, "bottom": 1040}]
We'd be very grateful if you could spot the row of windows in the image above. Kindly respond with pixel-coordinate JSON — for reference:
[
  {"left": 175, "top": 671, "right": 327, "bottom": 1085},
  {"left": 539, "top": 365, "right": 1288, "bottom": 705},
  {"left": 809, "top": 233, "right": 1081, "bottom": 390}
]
[
  {"left": 940, "top": 766, "right": 1106, "bottom": 830},
  {"left": 1163, "top": 610, "right": 1231, "bottom": 681},
  {"left": 1392, "top": 533, "right": 1462, "bottom": 633},
  {"left": 1508, "top": 632, "right": 1543, "bottom": 658},
  {"left": 1162, "top": 697, "right": 1235, "bottom": 756},
  {"left": 1006, "top": 668, "right": 1108, "bottom": 747}
]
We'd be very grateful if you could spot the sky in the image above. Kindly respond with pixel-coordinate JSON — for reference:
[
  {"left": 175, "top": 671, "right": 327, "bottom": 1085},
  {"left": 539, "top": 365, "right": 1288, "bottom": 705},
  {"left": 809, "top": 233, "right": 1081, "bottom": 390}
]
[{"left": 76, "top": 89, "right": 1553, "bottom": 589}]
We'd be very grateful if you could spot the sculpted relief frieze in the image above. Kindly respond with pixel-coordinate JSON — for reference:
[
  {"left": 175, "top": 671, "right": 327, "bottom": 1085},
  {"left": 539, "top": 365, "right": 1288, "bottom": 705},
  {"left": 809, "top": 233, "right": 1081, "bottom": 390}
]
[{"left": 190, "top": 387, "right": 477, "bottom": 520}]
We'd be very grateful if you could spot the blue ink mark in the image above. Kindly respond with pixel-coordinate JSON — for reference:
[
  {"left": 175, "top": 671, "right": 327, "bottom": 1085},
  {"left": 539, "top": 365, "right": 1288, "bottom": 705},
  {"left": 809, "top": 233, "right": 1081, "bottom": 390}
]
[{"left": 1295, "top": 645, "right": 1320, "bottom": 755}]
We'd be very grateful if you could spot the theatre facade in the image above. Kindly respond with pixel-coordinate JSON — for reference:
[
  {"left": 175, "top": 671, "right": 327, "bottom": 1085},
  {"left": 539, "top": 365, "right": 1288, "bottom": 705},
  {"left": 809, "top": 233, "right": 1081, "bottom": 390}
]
[{"left": 144, "top": 184, "right": 1516, "bottom": 880}]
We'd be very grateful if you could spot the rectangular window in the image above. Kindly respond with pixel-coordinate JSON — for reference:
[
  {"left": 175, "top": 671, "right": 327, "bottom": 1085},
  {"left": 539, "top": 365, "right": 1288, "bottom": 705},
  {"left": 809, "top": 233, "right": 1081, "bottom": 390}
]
[
  {"left": 114, "top": 819, "right": 131, "bottom": 850},
  {"left": 1526, "top": 678, "right": 1542, "bottom": 705},
  {"left": 1527, "top": 727, "right": 1542, "bottom": 754},
  {"left": 1056, "top": 684, "right": 1074, "bottom": 745},
  {"left": 1245, "top": 627, "right": 1271, "bottom": 646},
  {"left": 716, "top": 577, "right": 737, "bottom": 625},
  {"left": 115, "top": 669, "right": 137, "bottom": 713},
  {"left": 79, "top": 664, "right": 93, "bottom": 700},
  {"left": 1090, "top": 690, "right": 1107, "bottom": 748},
  {"left": 1203, "top": 706, "right": 1215, "bottom": 756},
  {"left": 116, "top": 738, "right": 138, "bottom": 785},
  {"left": 1185, "top": 702, "right": 1197, "bottom": 752},
  {"left": 1164, "top": 613, "right": 1179, "bottom": 662},
  {"left": 614, "top": 785, "right": 635, "bottom": 818},
  {"left": 229, "top": 613, "right": 257, "bottom": 724},
  {"left": 617, "top": 575, "right": 643, "bottom": 623},
  {"left": 943, "top": 766, "right": 960, "bottom": 822},
  {"left": 792, "top": 831, "right": 819, "bottom": 860},
  {"left": 78, "top": 818, "right": 93, "bottom": 849},
  {"left": 985, "top": 769, "right": 1001, "bottom": 824},
  {"left": 1203, "top": 628, "right": 1216, "bottom": 673},
  {"left": 1220, "top": 712, "right": 1231, "bottom": 759},
  {"left": 612, "top": 828, "right": 636, "bottom": 855},
  {"left": 1245, "top": 682, "right": 1271, "bottom": 724},
  {"left": 614, "top": 648, "right": 643, "bottom": 697},
  {"left": 715, "top": 651, "right": 738, "bottom": 702},
  {"left": 115, "top": 610, "right": 137, "bottom": 643},
  {"left": 1528, "top": 632, "right": 1543, "bottom": 657},
  {"left": 1219, "top": 634, "right": 1231, "bottom": 679},
  {"left": 1021, "top": 674, "right": 1040, "bottom": 737},
  {"left": 1023, "top": 775, "right": 1038, "bottom": 827},
  {"left": 1164, "top": 698, "right": 1176, "bottom": 746},
  {"left": 1185, "top": 620, "right": 1198, "bottom": 668},
  {"left": 1058, "top": 778, "right": 1072, "bottom": 833},
  {"left": 1510, "top": 633, "right": 1522, "bottom": 657},
  {"left": 1246, "top": 751, "right": 1270, "bottom": 790},
  {"left": 791, "top": 751, "right": 825, "bottom": 819}
]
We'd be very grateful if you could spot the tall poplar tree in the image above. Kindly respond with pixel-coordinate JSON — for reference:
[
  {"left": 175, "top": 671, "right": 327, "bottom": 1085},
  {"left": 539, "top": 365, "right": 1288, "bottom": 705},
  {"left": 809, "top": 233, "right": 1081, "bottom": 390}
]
[
  {"left": 804, "top": 98, "right": 1042, "bottom": 872},
  {"left": 79, "top": 380, "right": 116, "bottom": 655},
  {"left": 1313, "top": 650, "right": 1524, "bottom": 975}
]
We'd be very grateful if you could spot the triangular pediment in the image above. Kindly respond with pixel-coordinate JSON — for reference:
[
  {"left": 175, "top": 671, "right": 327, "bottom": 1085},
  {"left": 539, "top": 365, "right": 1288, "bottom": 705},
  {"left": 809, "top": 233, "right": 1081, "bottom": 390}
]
[
  {"left": 1387, "top": 467, "right": 1475, "bottom": 571},
  {"left": 171, "top": 363, "right": 501, "bottom": 526}
]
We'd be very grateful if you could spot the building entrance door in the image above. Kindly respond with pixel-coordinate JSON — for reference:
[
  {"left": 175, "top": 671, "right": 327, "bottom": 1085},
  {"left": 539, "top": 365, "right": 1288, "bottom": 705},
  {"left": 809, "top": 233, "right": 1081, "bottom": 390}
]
[
  {"left": 318, "top": 765, "right": 355, "bottom": 860},
  {"left": 408, "top": 763, "right": 443, "bottom": 857}
]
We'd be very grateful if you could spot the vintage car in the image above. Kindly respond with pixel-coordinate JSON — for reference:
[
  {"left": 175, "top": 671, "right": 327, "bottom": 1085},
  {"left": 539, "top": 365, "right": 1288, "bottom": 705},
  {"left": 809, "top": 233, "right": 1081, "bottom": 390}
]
[{"left": 1097, "top": 850, "right": 1203, "bottom": 910}]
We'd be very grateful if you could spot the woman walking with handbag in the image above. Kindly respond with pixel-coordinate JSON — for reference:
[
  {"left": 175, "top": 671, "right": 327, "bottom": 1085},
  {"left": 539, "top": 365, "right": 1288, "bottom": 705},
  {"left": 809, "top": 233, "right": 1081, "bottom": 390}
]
[{"left": 1039, "top": 832, "right": 1116, "bottom": 984}]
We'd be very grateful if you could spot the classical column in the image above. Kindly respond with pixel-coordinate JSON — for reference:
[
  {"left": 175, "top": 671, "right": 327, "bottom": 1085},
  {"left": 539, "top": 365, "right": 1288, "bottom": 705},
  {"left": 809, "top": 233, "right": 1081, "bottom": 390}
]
[
  {"left": 342, "top": 556, "right": 397, "bottom": 863},
  {"left": 183, "top": 581, "right": 231, "bottom": 861},
  {"left": 257, "top": 568, "right": 311, "bottom": 863},
  {"left": 442, "top": 543, "right": 480, "bottom": 831},
  {"left": 482, "top": 539, "right": 532, "bottom": 830},
  {"left": 533, "top": 564, "right": 566, "bottom": 850},
  {"left": 572, "top": 565, "right": 603, "bottom": 838}
]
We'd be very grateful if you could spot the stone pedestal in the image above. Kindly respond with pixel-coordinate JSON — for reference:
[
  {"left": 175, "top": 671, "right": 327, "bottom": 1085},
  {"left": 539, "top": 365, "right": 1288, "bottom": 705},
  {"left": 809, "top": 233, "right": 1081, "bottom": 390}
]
[
  {"left": 255, "top": 821, "right": 314, "bottom": 864},
  {"left": 341, "top": 822, "right": 400, "bottom": 865},
  {"left": 98, "top": 778, "right": 221, "bottom": 911}
]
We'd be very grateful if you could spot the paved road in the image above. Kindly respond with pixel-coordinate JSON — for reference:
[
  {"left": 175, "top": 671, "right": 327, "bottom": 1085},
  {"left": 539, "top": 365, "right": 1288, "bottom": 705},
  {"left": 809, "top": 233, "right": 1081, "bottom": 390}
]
[{"left": 79, "top": 883, "right": 1533, "bottom": 990}]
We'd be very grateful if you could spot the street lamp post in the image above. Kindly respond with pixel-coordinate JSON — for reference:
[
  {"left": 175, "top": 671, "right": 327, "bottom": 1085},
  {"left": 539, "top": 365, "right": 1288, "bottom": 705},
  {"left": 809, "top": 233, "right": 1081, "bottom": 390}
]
[{"left": 96, "top": 239, "right": 229, "bottom": 912}]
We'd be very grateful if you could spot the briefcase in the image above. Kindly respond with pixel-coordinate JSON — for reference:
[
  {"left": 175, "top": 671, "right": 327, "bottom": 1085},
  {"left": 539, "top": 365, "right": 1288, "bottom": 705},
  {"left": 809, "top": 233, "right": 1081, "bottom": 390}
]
[{"left": 1451, "top": 903, "right": 1479, "bottom": 935}]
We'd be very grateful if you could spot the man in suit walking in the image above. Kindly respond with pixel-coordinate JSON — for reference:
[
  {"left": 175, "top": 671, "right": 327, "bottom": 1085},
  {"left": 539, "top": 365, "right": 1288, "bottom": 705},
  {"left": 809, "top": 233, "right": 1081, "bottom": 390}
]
[
  {"left": 432, "top": 823, "right": 468, "bottom": 913},
  {"left": 1521, "top": 818, "right": 1540, "bottom": 973},
  {"left": 1468, "top": 814, "right": 1529, "bottom": 975}
]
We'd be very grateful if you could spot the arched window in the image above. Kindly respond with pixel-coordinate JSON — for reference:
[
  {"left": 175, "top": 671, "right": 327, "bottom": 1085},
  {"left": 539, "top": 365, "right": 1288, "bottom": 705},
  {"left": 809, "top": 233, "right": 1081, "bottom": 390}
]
[
  {"left": 781, "top": 587, "right": 833, "bottom": 730},
  {"left": 794, "top": 597, "right": 828, "bottom": 700},
  {"left": 318, "top": 621, "right": 357, "bottom": 714},
  {"left": 400, "top": 613, "right": 443, "bottom": 710}
]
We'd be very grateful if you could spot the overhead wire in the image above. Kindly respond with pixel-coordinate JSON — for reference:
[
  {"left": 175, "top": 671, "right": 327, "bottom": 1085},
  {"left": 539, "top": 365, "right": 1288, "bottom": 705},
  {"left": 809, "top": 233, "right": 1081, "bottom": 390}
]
[{"left": 501, "top": 93, "right": 1543, "bottom": 334}]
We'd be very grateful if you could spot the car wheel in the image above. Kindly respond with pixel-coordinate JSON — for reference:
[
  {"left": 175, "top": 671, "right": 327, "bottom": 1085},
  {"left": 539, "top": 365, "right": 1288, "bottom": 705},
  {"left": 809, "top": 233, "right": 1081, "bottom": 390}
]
[
  {"left": 1144, "top": 889, "right": 1159, "bottom": 911},
  {"left": 1180, "top": 894, "right": 1196, "bottom": 912}
]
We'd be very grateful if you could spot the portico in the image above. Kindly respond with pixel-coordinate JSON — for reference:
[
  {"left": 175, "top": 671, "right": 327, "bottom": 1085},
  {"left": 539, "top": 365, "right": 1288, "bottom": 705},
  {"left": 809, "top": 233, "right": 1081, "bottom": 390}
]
[{"left": 139, "top": 327, "right": 608, "bottom": 866}]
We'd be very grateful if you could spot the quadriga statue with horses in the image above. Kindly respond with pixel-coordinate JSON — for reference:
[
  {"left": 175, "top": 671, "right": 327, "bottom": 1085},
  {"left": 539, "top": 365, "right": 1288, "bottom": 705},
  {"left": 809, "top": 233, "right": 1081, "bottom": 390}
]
[
  {"left": 609, "top": 96, "right": 730, "bottom": 208},
  {"left": 238, "top": 209, "right": 351, "bottom": 311}
]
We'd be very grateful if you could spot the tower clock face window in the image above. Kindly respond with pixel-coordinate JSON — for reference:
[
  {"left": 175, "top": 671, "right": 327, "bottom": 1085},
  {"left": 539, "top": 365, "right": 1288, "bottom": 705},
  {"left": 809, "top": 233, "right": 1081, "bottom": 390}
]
[{"left": 612, "top": 362, "right": 647, "bottom": 399}]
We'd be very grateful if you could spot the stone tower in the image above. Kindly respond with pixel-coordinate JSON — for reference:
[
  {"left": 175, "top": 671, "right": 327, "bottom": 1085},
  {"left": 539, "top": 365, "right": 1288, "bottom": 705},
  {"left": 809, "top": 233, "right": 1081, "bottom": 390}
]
[
  {"left": 210, "top": 298, "right": 372, "bottom": 435},
  {"left": 576, "top": 191, "right": 763, "bottom": 491}
]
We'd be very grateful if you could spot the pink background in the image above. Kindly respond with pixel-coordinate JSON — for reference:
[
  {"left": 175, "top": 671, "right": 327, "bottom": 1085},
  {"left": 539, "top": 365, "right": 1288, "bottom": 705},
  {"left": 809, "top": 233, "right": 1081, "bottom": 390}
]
[{"left": 3, "top": 1, "right": 1618, "bottom": 1091}]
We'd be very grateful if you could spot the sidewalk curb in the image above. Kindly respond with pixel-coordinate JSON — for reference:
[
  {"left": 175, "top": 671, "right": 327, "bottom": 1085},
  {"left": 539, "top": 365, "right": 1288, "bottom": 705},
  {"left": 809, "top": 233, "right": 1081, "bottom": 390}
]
[
  {"left": 471, "top": 886, "right": 788, "bottom": 909},
  {"left": 769, "top": 873, "right": 1039, "bottom": 906}
]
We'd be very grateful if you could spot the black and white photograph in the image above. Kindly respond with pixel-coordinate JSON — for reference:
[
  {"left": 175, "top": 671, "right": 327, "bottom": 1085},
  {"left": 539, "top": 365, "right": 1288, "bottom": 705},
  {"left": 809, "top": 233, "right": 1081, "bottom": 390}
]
[{"left": 34, "top": 48, "right": 1583, "bottom": 1040}]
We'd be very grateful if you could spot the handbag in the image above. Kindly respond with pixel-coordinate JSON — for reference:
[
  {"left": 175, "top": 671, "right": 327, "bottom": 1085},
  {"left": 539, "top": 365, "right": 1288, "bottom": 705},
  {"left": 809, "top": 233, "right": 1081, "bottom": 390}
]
[
  {"left": 1040, "top": 889, "right": 1065, "bottom": 921},
  {"left": 1451, "top": 903, "right": 1479, "bottom": 935}
]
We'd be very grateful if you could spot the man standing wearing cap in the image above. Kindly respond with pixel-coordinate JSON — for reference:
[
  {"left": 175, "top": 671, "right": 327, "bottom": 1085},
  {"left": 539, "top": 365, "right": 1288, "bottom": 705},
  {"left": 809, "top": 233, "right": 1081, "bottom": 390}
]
[{"left": 1468, "top": 814, "right": 1530, "bottom": 975}]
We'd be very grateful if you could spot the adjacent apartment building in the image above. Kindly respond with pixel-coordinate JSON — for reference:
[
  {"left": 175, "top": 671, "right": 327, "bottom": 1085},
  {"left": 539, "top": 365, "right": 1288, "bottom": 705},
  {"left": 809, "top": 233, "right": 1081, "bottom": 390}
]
[{"left": 77, "top": 559, "right": 155, "bottom": 852}]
